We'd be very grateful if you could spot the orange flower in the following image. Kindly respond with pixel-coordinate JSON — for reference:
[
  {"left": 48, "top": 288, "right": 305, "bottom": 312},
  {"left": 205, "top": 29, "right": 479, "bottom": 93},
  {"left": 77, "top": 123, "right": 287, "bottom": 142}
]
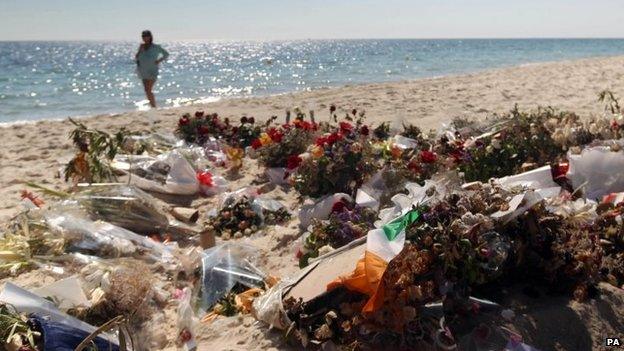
[
  {"left": 311, "top": 145, "right": 324, "bottom": 159},
  {"left": 391, "top": 145, "right": 403, "bottom": 160},
  {"left": 259, "top": 133, "right": 273, "bottom": 146}
]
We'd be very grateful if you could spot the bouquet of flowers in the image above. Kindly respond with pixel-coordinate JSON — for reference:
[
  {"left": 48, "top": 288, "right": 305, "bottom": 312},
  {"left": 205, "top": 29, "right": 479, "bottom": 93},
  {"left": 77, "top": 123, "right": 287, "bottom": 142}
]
[
  {"left": 298, "top": 199, "right": 377, "bottom": 267},
  {"left": 64, "top": 118, "right": 128, "bottom": 184},
  {"left": 204, "top": 195, "right": 263, "bottom": 239},
  {"left": 456, "top": 108, "right": 610, "bottom": 182},
  {"left": 176, "top": 112, "right": 261, "bottom": 148},
  {"left": 251, "top": 119, "right": 317, "bottom": 169},
  {"left": 293, "top": 120, "right": 377, "bottom": 198}
]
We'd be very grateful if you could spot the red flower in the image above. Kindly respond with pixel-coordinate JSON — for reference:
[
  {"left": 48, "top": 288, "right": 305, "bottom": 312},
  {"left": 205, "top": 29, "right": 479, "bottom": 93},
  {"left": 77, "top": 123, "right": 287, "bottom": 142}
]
[
  {"left": 331, "top": 200, "right": 348, "bottom": 213},
  {"left": 251, "top": 138, "right": 262, "bottom": 150},
  {"left": 194, "top": 111, "right": 204, "bottom": 118},
  {"left": 198, "top": 125, "right": 210, "bottom": 135},
  {"left": 420, "top": 150, "right": 438, "bottom": 163},
  {"left": 360, "top": 125, "right": 370, "bottom": 136},
  {"left": 408, "top": 160, "right": 421, "bottom": 174},
  {"left": 268, "top": 128, "right": 283, "bottom": 142},
  {"left": 196, "top": 171, "right": 213, "bottom": 187},
  {"left": 315, "top": 136, "right": 327, "bottom": 146},
  {"left": 339, "top": 122, "right": 353, "bottom": 133},
  {"left": 611, "top": 119, "right": 620, "bottom": 130},
  {"left": 551, "top": 162, "right": 569, "bottom": 180},
  {"left": 178, "top": 116, "right": 190, "bottom": 126},
  {"left": 449, "top": 149, "right": 465, "bottom": 163},
  {"left": 327, "top": 132, "right": 343, "bottom": 145},
  {"left": 286, "top": 155, "right": 303, "bottom": 169}
]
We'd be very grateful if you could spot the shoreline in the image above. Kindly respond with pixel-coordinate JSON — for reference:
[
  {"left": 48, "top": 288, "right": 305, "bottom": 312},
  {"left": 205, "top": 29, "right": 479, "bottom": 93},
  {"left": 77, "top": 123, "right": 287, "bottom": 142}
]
[{"left": 3, "top": 53, "right": 624, "bottom": 126}]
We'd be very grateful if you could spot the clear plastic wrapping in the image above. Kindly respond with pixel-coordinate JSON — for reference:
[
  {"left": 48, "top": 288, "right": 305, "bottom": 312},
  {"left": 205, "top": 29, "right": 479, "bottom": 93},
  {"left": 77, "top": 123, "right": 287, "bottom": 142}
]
[
  {"left": 199, "top": 243, "right": 266, "bottom": 313},
  {"left": 74, "top": 184, "right": 170, "bottom": 235}
]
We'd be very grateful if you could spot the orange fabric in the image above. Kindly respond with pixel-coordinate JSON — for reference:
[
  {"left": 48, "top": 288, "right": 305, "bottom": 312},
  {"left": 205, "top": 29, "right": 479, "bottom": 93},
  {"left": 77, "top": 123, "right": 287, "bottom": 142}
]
[{"left": 326, "top": 250, "right": 388, "bottom": 313}]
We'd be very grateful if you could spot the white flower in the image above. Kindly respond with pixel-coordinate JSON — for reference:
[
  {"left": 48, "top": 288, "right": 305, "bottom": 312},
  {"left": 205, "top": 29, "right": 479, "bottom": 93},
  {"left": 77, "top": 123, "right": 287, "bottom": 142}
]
[{"left": 491, "top": 138, "right": 502, "bottom": 149}]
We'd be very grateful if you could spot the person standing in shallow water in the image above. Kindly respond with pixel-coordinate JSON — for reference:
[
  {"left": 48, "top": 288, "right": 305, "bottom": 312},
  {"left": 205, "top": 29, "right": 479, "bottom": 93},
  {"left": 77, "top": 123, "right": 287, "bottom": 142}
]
[{"left": 135, "top": 30, "right": 169, "bottom": 108}]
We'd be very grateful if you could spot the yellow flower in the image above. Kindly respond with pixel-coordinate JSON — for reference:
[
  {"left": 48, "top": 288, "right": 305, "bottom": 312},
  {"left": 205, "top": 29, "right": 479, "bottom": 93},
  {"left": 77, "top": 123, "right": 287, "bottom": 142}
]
[
  {"left": 226, "top": 147, "right": 244, "bottom": 169},
  {"left": 311, "top": 145, "right": 323, "bottom": 159},
  {"left": 259, "top": 133, "right": 273, "bottom": 146}
]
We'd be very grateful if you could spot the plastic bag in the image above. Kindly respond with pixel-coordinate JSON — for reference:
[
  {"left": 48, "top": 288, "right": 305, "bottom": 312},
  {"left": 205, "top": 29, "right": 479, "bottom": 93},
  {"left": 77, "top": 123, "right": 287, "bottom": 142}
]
[
  {"left": 298, "top": 193, "right": 352, "bottom": 230},
  {"left": 0, "top": 282, "right": 117, "bottom": 343},
  {"left": 32, "top": 276, "right": 90, "bottom": 310},
  {"left": 251, "top": 277, "right": 294, "bottom": 330},
  {"left": 176, "top": 287, "right": 198, "bottom": 350},
  {"left": 199, "top": 243, "right": 266, "bottom": 313},
  {"left": 391, "top": 134, "right": 419, "bottom": 150},
  {"left": 495, "top": 165, "right": 559, "bottom": 191},
  {"left": 376, "top": 180, "right": 442, "bottom": 227},
  {"left": 114, "top": 150, "right": 199, "bottom": 195},
  {"left": 123, "top": 132, "right": 177, "bottom": 155},
  {"left": 265, "top": 167, "right": 290, "bottom": 185},
  {"left": 567, "top": 144, "right": 624, "bottom": 199},
  {"left": 74, "top": 184, "right": 170, "bottom": 234},
  {"left": 44, "top": 206, "right": 172, "bottom": 263},
  {"left": 30, "top": 314, "right": 120, "bottom": 351}
]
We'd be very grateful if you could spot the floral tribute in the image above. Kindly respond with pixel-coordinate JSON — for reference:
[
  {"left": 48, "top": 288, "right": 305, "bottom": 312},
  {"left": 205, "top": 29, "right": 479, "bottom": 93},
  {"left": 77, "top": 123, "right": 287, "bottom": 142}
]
[
  {"left": 298, "top": 199, "right": 377, "bottom": 267},
  {"left": 204, "top": 195, "right": 263, "bottom": 240},
  {"left": 251, "top": 118, "right": 318, "bottom": 169},
  {"left": 284, "top": 181, "right": 623, "bottom": 350},
  {"left": 293, "top": 119, "right": 377, "bottom": 198},
  {"left": 176, "top": 111, "right": 261, "bottom": 148}
]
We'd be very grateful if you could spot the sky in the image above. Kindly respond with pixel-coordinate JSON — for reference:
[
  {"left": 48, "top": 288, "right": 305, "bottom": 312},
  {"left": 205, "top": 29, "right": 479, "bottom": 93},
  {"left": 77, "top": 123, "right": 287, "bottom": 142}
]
[{"left": 1, "top": 0, "right": 623, "bottom": 41}]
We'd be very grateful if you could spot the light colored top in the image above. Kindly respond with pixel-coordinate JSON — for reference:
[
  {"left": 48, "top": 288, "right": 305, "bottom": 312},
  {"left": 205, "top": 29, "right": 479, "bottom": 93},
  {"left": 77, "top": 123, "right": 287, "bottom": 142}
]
[{"left": 136, "top": 44, "right": 169, "bottom": 80}]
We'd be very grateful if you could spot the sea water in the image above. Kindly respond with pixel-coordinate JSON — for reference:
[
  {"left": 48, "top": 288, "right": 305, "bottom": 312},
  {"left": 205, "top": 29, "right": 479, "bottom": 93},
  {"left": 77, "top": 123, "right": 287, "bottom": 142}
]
[{"left": 1, "top": 39, "right": 624, "bottom": 122}]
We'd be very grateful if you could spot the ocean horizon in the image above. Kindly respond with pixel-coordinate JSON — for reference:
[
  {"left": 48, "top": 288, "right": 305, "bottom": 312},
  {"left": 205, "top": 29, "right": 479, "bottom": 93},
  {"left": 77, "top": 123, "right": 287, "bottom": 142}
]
[{"left": 2, "top": 38, "right": 624, "bottom": 123}]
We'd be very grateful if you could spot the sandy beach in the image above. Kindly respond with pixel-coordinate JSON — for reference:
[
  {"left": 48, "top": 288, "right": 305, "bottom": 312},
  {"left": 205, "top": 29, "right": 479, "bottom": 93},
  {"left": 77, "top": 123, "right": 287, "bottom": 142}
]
[
  {"left": 3, "top": 55, "right": 624, "bottom": 221},
  {"left": 2, "top": 55, "right": 624, "bottom": 350}
]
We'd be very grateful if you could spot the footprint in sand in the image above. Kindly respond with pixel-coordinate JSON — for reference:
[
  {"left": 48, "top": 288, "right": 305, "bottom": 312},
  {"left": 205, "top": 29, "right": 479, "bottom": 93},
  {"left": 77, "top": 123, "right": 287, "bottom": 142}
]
[{"left": 17, "top": 154, "right": 39, "bottom": 161}]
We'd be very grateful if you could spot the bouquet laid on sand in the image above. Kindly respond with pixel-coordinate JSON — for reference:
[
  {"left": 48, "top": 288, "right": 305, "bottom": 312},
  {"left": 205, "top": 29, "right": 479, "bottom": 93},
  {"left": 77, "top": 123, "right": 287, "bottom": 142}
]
[
  {"left": 176, "top": 111, "right": 261, "bottom": 148},
  {"left": 298, "top": 199, "right": 377, "bottom": 267},
  {"left": 293, "top": 118, "right": 377, "bottom": 198},
  {"left": 251, "top": 118, "right": 318, "bottom": 169}
]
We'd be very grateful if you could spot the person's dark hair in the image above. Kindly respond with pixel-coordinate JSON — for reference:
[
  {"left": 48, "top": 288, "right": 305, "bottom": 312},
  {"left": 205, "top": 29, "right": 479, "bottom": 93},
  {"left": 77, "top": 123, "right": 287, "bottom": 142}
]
[{"left": 141, "top": 30, "right": 153, "bottom": 44}]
